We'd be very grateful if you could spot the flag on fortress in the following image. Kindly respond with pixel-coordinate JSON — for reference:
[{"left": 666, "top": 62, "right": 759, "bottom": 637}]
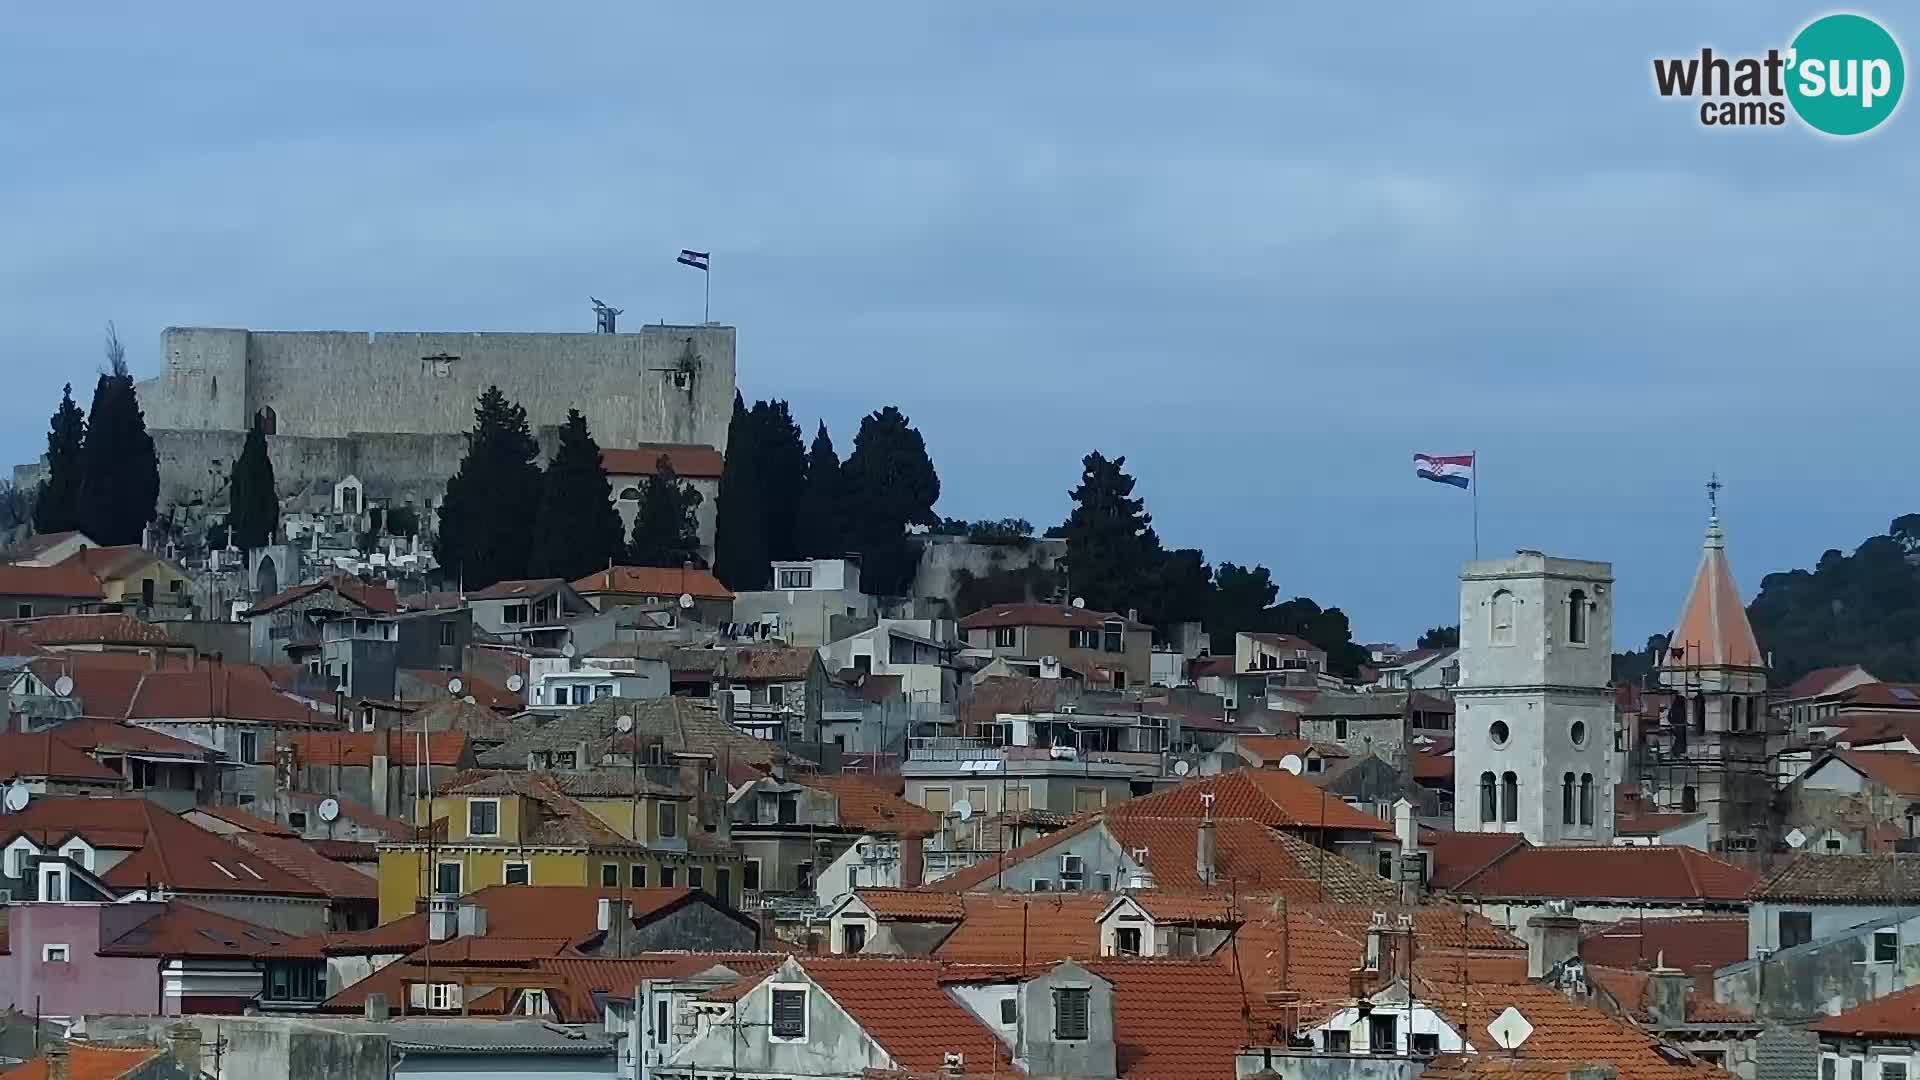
[
  {"left": 677, "top": 249, "right": 710, "bottom": 271},
  {"left": 1414, "top": 452, "right": 1473, "bottom": 489}
]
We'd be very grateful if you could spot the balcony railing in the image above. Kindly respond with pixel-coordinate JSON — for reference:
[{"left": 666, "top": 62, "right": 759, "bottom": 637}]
[{"left": 908, "top": 737, "right": 1005, "bottom": 762}]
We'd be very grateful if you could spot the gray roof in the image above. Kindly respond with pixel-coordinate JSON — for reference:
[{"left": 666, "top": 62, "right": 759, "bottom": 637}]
[
  {"left": 475, "top": 696, "right": 783, "bottom": 768},
  {"left": 1305, "top": 691, "right": 1410, "bottom": 718}
]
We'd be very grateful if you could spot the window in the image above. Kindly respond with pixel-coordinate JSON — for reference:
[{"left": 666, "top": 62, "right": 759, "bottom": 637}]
[
  {"left": 1826, "top": 837, "right": 1844, "bottom": 853},
  {"left": 42, "top": 945, "right": 69, "bottom": 963},
  {"left": 1115, "top": 927, "right": 1142, "bottom": 956},
  {"left": 1570, "top": 720, "right": 1587, "bottom": 746},
  {"left": 845, "top": 922, "right": 868, "bottom": 953},
  {"left": 287, "top": 811, "right": 307, "bottom": 830},
  {"left": 656, "top": 998, "right": 670, "bottom": 1045},
  {"left": 771, "top": 987, "right": 808, "bottom": 1039},
  {"left": 994, "top": 626, "right": 1017, "bottom": 648},
  {"left": 767, "top": 684, "right": 786, "bottom": 707},
  {"left": 1326, "top": 1029, "right": 1351, "bottom": 1052},
  {"left": 796, "top": 861, "right": 814, "bottom": 890},
  {"left": 1306, "top": 756, "right": 1325, "bottom": 774},
  {"left": 688, "top": 867, "right": 704, "bottom": 890},
  {"left": 504, "top": 862, "right": 530, "bottom": 886},
  {"left": 1579, "top": 774, "right": 1593, "bottom": 826},
  {"left": 618, "top": 486, "right": 642, "bottom": 502},
  {"left": 1853, "top": 1061, "right": 1864, "bottom": 1080},
  {"left": 1489, "top": 720, "right": 1509, "bottom": 747},
  {"left": 238, "top": 730, "right": 258, "bottom": 766},
  {"left": 1875, "top": 929, "right": 1898, "bottom": 963},
  {"left": 777, "top": 568, "right": 813, "bottom": 590},
  {"left": 660, "top": 866, "right": 677, "bottom": 887},
  {"left": 1369, "top": 1013, "right": 1397, "bottom": 1054},
  {"left": 1335, "top": 719, "right": 1349, "bottom": 741},
  {"left": 630, "top": 864, "right": 647, "bottom": 888},
  {"left": 1563, "top": 773, "right": 1577, "bottom": 826},
  {"left": 440, "top": 621, "right": 457, "bottom": 646},
  {"left": 1411, "top": 1032, "right": 1440, "bottom": 1056},
  {"left": 1068, "top": 628, "right": 1097, "bottom": 649},
  {"left": 1730, "top": 697, "right": 1743, "bottom": 730},
  {"left": 1882, "top": 1062, "right": 1907, "bottom": 1080},
  {"left": 519, "top": 989, "right": 551, "bottom": 1016},
  {"left": 1501, "top": 772, "right": 1518, "bottom": 823},
  {"left": 1490, "top": 590, "right": 1515, "bottom": 645},
  {"left": 434, "top": 861, "right": 462, "bottom": 895},
  {"left": 1377, "top": 850, "right": 1395, "bottom": 879},
  {"left": 716, "top": 868, "right": 730, "bottom": 899},
  {"left": 467, "top": 799, "right": 500, "bottom": 838},
  {"left": 1779, "top": 910, "right": 1813, "bottom": 950},
  {"left": 170, "top": 579, "right": 183, "bottom": 594},
  {"left": 266, "top": 960, "right": 324, "bottom": 1002},
  {"left": 39, "top": 864, "right": 66, "bottom": 902},
  {"left": 1681, "top": 785, "right": 1698, "bottom": 813},
  {"left": 1479, "top": 772, "right": 1497, "bottom": 824},
  {"left": 504, "top": 603, "right": 528, "bottom": 624},
  {"left": 1103, "top": 620, "right": 1124, "bottom": 653},
  {"left": 743, "top": 860, "right": 760, "bottom": 891},
  {"left": 1000, "top": 997, "right": 1018, "bottom": 1025},
  {"left": 1822, "top": 1057, "right": 1836, "bottom": 1080},
  {"left": 601, "top": 863, "right": 620, "bottom": 887},
  {"left": 426, "top": 983, "right": 458, "bottom": 1011},
  {"left": 1567, "top": 589, "right": 1588, "bottom": 644},
  {"left": 657, "top": 802, "right": 679, "bottom": 839},
  {"left": 1053, "top": 986, "right": 1090, "bottom": 1039},
  {"left": 16, "top": 604, "right": 31, "bottom": 619}
]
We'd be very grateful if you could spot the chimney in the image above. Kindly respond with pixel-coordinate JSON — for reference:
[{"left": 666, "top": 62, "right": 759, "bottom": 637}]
[
  {"left": 428, "top": 895, "right": 457, "bottom": 941},
  {"left": 1365, "top": 912, "right": 1414, "bottom": 984},
  {"left": 371, "top": 725, "right": 393, "bottom": 817},
  {"left": 941, "top": 1051, "right": 967, "bottom": 1077},
  {"left": 599, "top": 896, "right": 633, "bottom": 950},
  {"left": 1644, "top": 960, "right": 1692, "bottom": 1027},
  {"left": 44, "top": 1041, "right": 68, "bottom": 1080},
  {"left": 168, "top": 1022, "right": 203, "bottom": 1076},
  {"left": 1195, "top": 792, "right": 1217, "bottom": 885},
  {"left": 1527, "top": 905, "right": 1583, "bottom": 979},
  {"left": 456, "top": 900, "right": 488, "bottom": 938},
  {"left": 900, "top": 829, "right": 926, "bottom": 888},
  {"left": 364, "top": 992, "right": 390, "bottom": 1021}
]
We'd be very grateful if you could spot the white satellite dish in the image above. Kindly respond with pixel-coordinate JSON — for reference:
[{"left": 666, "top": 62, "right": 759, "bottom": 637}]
[
  {"left": 616, "top": 714, "right": 635, "bottom": 733},
  {"left": 507, "top": 674, "right": 524, "bottom": 693},
  {"left": 446, "top": 677, "right": 464, "bottom": 696},
  {"left": 1486, "top": 1006, "right": 1534, "bottom": 1051},
  {"left": 3, "top": 783, "right": 30, "bottom": 813},
  {"left": 562, "top": 641, "right": 578, "bottom": 659},
  {"left": 53, "top": 674, "right": 75, "bottom": 698},
  {"left": 317, "top": 798, "right": 340, "bottom": 823},
  {"left": 678, "top": 593, "right": 694, "bottom": 610},
  {"left": 463, "top": 695, "right": 477, "bottom": 705},
  {"left": 1172, "top": 760, "right": 1192, "bottom": 777},
  {"left": 1785, "top": 828, "right": 1807, "bottom": 849},
  {"left": 1071, "top": 597, "right": 1086, "bottom": 609},
  {"left": 951, "top": 799, "right": 974, "bottom": 822},
  {"left": 1277, "top": 754, "right": 1305, "bottom": 776}
]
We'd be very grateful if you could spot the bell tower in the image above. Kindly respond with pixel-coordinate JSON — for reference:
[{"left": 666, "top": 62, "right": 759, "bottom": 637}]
[{"left": 1452, "top": 550, "right": 1616, "bottom": 845}]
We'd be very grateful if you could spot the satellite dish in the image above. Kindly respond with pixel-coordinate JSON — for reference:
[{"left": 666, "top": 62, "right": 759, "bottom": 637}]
[
  {"left": 678, "top": 593, "right": 694, "bottom": 610},
  {"left": 447, "top": 677, "right": 464, "bottom": 696},
  {"left": 951, "top": 799, "right": 974, "bottom": 822},
  {"left": 562, "top": 641, "right": 578, "bottom": 659},
  {"left": 1785, "top": 828, "right": 1807, "bottom": 849},
  {"left": 3, "top": 783, "right": 30, "bottom": 813},
  {"left": 1071, "top": 597, "right": 1086, "bottom": 609},
  {"left": 318, "top": 798, "right": 340, "bottom": 823},
  {"left": 53, "top": 674, "right": 75, "bottom": 698},
  {"left": 507, "top": 674, "right": 524, "bottom": 693},
  {"left": 1486, "top": 1006, "right": 1534, "bottom": 1051},
  {"left": 1172, "top": 760, "right": 1192, "bottom": 777},
  {"left": 463, "top": 695, "right": 477, "bottom": 705},
  {"left": 1278, "top": 754, "right": 1305, "bottom": 776},
  {"left": 616, "top": 714, "right": 635, "bottom": 733}
]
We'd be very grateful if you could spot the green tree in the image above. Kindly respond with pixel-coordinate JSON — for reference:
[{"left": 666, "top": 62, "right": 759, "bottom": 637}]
[
  {"left": 226, "top": 416, "right": 279, "bottom": 551},
  {"left": 1206, "top": 562, "right": 1279, "bottom": 647},
  {"left": 385, "top": 505, "right": 420, "bottom": 538},
  {"left": 528, "top": 410, "right": 626, "bottom": 581},
  {"left": 750, "top": 400, "right": 808, "bottom": 562},
  {"left": 76, "top": 325, "right": 159, "bottom": 545},
  {"left": 842, "top": 405, "right": 940, "bottom": 596},
  {"left": 1060, "top": 452, "right": 1161, "bottom": 615},
  {"left": 1141, "top": 547, "right": 1212, "bottom": 630},
  {"left": 796, "top": 421, "right": 847, "bottom": 558},
  {"left": 33, "top": 383, "right": 86, "bottom": 535},
  {"left": 1612, "top": 633, "right": 1670, "bottom": 685},
  {"left": 712, "top": 393, "right": 769, "bottom": 589},
  {"left": 1417, "top": 625, "right": 1460, "bottom": 649},
  {"left": 434, "top": 386, "right": 543, "bottom": 588},
  {"left": 629, "top": 455, "right": 705, "bottom": 568}
]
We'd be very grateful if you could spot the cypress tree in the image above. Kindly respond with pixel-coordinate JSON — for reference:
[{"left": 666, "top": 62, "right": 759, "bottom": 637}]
[
  {"left": 628, "top": 455, "right": 705, "bottom": 568},
  {"left": 529, "top": 409, "right": 626, "bottom": 581},
  {"left": 32, "top": 383, "right": 86, "bottom": 535},
  {"left": 796, "top": 421, "right": 846, "bottom": 558},
  {"left": 712, "top": 392, "right": 769, "bottom": 589},
  {"left": 226, "top": 416, "right": 279, "bottom": 550},
  {"left": 1060, "top": 451, "right": 1161, "bottom": 615},
  {"left": 75, "top": 325, "right": 159, "bottom": 545},
  {"left": 434, "top": 386, "right": 543, "bottom": 589},
  {"left": 842, "top": 406, "right": 940, "bottom": 596},
  {"left": 748, "top": 399, "right": 807, "bottom": 561}
]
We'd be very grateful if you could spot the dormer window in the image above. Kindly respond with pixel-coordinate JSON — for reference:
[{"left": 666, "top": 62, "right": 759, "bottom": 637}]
[{"left": 38, "top": 863, "right": 67, "bottom": 903}]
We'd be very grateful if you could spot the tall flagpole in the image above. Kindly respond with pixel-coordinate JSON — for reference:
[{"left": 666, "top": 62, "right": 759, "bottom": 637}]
[
  {"left": 704, "top": 260, "right": 711, "bottom": 324},
  {"left": 1471, "top": 450, "right": 1480, "bottom": 560}
]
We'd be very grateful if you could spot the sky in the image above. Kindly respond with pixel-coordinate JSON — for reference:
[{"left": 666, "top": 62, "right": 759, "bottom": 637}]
[{"left": 2, "top": 4, "right": 1914, "bottom": 648}]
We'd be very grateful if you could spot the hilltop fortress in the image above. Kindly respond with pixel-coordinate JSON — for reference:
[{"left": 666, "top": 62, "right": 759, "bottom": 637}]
[{"left": 55, "top": 322, "right": 736, "bottom": 520}]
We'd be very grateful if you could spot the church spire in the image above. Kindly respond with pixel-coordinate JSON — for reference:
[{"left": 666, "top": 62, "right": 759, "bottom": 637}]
[{"left": 1666, "top": 477, "right": 1763, "bottom": 670}]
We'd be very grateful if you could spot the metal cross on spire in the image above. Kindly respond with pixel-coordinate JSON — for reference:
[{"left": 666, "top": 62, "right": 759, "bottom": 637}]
[{"left": 1707, "top": 472, "right": 1722, "bottom": 516}]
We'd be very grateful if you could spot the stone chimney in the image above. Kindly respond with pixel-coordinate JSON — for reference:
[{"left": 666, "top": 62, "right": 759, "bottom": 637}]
[
  {"left": 1195, "top": 793, "right": 1217, "bottom": 886},
  {"left": 428, "top": 895, "right": 458, "bottom": 942},
  {"left": 941, "top": 1051, "right": 967, "bottom": 1077},
  {"left": 1365, "top": 912, "right": 1415, "bottom": 984},
  {"left": 1527, "top": 905, "right": 1583, "bottom": 979},
  {"left": 168, "top": 1022, "right": 203, "bottom": 1076},
  {"left": 44, "top": 1041, "right": 68, "bottom": 1080},
  {"left": 456, "top": 900, "right": 488, "bottom": 938},
  {"left": 364, "top": 992, "right": 389, "bottom": 1021},
  {"left": 1644, "top": 960, "right": 1692, "bottom": 1027}
]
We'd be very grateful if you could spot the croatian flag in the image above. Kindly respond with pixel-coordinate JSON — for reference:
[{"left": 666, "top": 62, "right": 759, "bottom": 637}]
[
  {"left": 1414, "top": 453, "right": 1473, "bottom": 489},
  {"left": 677, "top": 249, "right": 710, "bottom": 271}
]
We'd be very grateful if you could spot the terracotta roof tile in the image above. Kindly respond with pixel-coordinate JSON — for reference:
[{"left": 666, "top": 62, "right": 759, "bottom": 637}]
[
  {"left": 1446, "top": 844, "right": 1756, "bottom": 902},
  {"left": 1664, "top": 519, "right": 1763, "bottom": 670},
  {"left": 121, "top": 665, "right": 326, "bottom": 724},
  {"left": 0, "top": 796, "right": 322, "bottom": 897},
  {"left": 850, "top": 889, "right": 968, "bottom": 921},
  {"left": 466, "top": 577, "right": 567, "bottom": 601},
  {"left": 1784, "top": 664, "right": 1874, "bottom": 700},
  {"left": 1229, "top": 735, "right": 1350, "bottom": 763},
  {"left": 1585, "top": 965, "right": 1754, "bottom": 1025},
  {"left": 1580, "top": 915, "right": 1749, "bottom": 979},
  {"left": 264, "top": 730, "right": 470, "bottom": 768},
  {"left": 228, "top": 832, "right": 379, "bottom": 900},
  {"left": 794, "top": 957, "right": 1014, "bottom": 1075},
  {"left": 930, "top": 893, "right": 1110, "bottom": 963},
  {"left": 247, "top": 574, "right": 398, "bottom": 616},
  {"left": 42, "top": 718, "right": 209, "bottom": 759},
  {"left": 1752, "top": 851, "right": 1920, "bottom": 902},
  {"left": 725, "top": 646, "right": 817, "bottom": 682},
  {"left": 1825, "top": 749, "right": 1920, "bottom": 798},
  {"left": 1083, "top": 958, "right": 1258, "bottom": 1078},
  {"left": 601, "top": 444, "right": 725, "bottom": 480},
  {"left": 1811, "top": 981, "right": 1920, "bottom": 1037},
  {"left": 1425, "top": 982, "right": 1733, "bottom": 1079},
  {"left": 1104, "top": 818, "right": 1396, "bottom": 900},
  {"left": 958, "top": 602, "right": 1148, "bottom": 632},
  {"left": 189, "top": 805, "right": 299, "bottom": 837},
  {"left": 403, "top": 669, "right": 520, "bottom": 711},
  {"left": 926, "top": 816, "right": 1107, "bottom": 893},
  {"left": 0, "top": 732, "right": 121, "bottom": 782},
  {"left": 2, "top": 613, "right": 180, "bottom": 650},
  {"left": 571, "top": 564, "right": 733, "bottom": 601},
  {"left": 791, "top": 774, "right": 939, "bottom": 835},
  {"left": 98, "top": 902, "right": 302, "bottom": 960},
  {"left": 0, "top": 562, "right": 105, "bottom": 599},
  {"left": 0, "top": 1044, "right": 166, "bottom": 1080},
  {"left": 1110, "top": 768, "right": 1391, "bottom": 833}
]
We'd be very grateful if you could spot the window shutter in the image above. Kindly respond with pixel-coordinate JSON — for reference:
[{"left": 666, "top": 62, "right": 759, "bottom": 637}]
[
  {"left": 409, "top": 983, "right": 427, "bottom": 1008},
  {"left": 772, "top": 988, "right": 807, "bottom": 1037},
  {"left": 1054, "top": 987, "right": 1090, "bottom": 1039}
]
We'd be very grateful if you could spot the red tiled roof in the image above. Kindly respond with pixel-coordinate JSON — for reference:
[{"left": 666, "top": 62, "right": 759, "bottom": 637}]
[
  {"left": 1615, "top": 812, "right": 1707, "bottom": 837},
  {"left": 571, "top": 565, "right": 734, "bottom": 601},
  {"left": 1751, "top": 852, "right": 1920, "bottom": 903},
  {"left": 958, "top": 602, "right": 1149, "bottom": 632},
  {"left": 925, "top": 817, "right": 1106, "bottom": 893},
  {"left": 930, "top": 894, "right": 1110, "bottom": 963},
  {"left": 849, "top": 889, "right": 969, "bottom": 921},
  {"left": 264, "top": 730, "right": 470, "bottom": 768},
  {"left": 1105, "top": 817, "right": 1395, "bottom": 900},
  {"left": 247, "top": 574, "right": 398, "bottom": 616},
  {"left": 1229, "top": 735, "right": 1349, "bottom": 764},
  {"left": 402, "top": 669, "right": 520, "bottom": 711},
  {"left": 795, "top": 958, "right": 1014, "bottom": 1075},
  {"left": 1840, "top": 682, "right": 1920, "bottom": 710},
  {"left": 601, "top": 443, "right": 725, "bottom": 479},
  {"left": 466, "top": 577, "right": 567, "bottom": 600},
  {"left": 0, "top": 1044, "right": 166, "bottom": 1080},
  {"left": 1825, "top": 749, "right": 1920, "bottom": 798},
  {"left": 228, "top": 832, "right": 379, "bottom": 900},
  {"left": 322, "top": 885, "right": 724, "bottom": 956},
  {"left": 1084, "top": 958, "right": 1261, "bottom": 1079},
  {"left": 123, "top": 665, "right": 324, "bottom": 723},
  {"left": 98, "top": 902, "right": 302, "bottom": 960},
  {"left": 859, "top": 674, "right": 905, "bottom": 704},
  {"left": 1581, "top": 916, "right": 1750, "bottom": 980},
  {"left": 59, "top": 545, "right": 174, "bottom": 583},
  {"left": 190, "top": 805, "right": 298, "bottom": 837},
  {"left": 1446, "top": 845, "right": 1757, "bottom": 902},
  {"left": 1812, "top": 981, "right": 1920, "bottom": 1037},
  {"left": 1784, "top": 664, "right": 1874, "bottom": 700},
  {"left": 1426, "top": 982, "right": 1734, "bottom": 1080},
  {"left": 1109, "top": 768, "right": 1391, "bottom": 833},
  {"left": 1585, "top": 965, "right": 1754, "bottom": 1025},
  {"left": 1242, "top": 633, "right": 1324, "bottom": 654},
  {"left": 0, "top": 732, "right": 120, "bottom": 782},
  {"left": 0, "top": 562, "right": 105, "bottom": 599},
  {"left": 1, "top": 613, "right": 177, "bottom": 648},
  {"left": 42, "top": 718, "right": 210, "bottom": 759},
  {"left": 1665, "top": 521, "right": 1763, "bottom": 670},
  {"left": 791, "top": 774, "right": 939, "bottom": 835},
  {"left": 0, "top": 796, "right": 323, "bottom": 897}
]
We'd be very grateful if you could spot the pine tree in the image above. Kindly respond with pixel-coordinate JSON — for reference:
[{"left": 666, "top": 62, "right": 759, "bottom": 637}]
[
  {"left": 434, "top": 386, "right": 543, "bottom": 589},
  {"left": 749, "top": 400, "right": 808, "bottom": 562},
  {"left": 226, "top": 416, "right": 279, "bottom": 550},
  {"left": 1060, "top": 451, "right": 1161, "bottom": 615},
  {"left": 796, "top": 421, "right": 847, "bottom": 558},
  {"left": 32, "top": 383, "right": 86, "bottom": 535},
  {"left": 842, "top": 406, "right": 940, "bottom": 596},
  {"left": 629, "top": 455, "right": 706, "bottom": 568},
  {"left": 75, "top": 325, "right": 159, "bottom": 545},
  {"left": 712, "top": 393, "right": 769, "bottom": 589},
  {"left": 528, "top": 410, "right": 626, "bottom": 581}
]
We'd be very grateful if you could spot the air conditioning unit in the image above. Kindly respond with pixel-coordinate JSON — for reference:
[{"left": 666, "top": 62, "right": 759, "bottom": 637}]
[{"left": 1032, "top": 878, "right": 1054, "bottom": 892}]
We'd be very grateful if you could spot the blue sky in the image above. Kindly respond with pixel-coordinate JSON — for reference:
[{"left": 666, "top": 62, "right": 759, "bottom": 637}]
[{"left": 2, "top": 4, "right": 1913, "bottom": 647}]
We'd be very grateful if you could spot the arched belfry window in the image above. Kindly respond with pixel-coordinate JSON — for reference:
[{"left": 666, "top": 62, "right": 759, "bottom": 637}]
[
  {"left": 1579, "top": 773, "right": 1594, "bottom": 825},
  {"left": 1562, "top": 773, "right": 1576, "bottom": 825},
  {"left": 1567, "top": 589, "right": 1588, "bottom": 644},
  {"left": 1501, "top": 772, "right": 1519, "bottom": 824},
  {"left": 1480, "top": 772, "right": 1497, "bottom": 824},
  {"left": 255, "top": 407, "right": 277, "bottom": 436},
  {"left": 1491, "top": 591, "right": 1515, "bottom": 646}
]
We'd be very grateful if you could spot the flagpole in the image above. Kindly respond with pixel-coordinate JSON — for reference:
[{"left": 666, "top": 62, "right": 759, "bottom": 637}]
[
  {"left": 1471, "top": 450, "right": 1480, "bottom": 560},
  {"left": 704, "top": 262, "right": 711, "bottom": 324}
]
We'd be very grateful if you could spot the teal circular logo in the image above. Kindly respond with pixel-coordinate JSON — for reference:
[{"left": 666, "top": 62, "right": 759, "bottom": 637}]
[{"left": 1787, "top": 14, "right": 1905, "bottom": 135}]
